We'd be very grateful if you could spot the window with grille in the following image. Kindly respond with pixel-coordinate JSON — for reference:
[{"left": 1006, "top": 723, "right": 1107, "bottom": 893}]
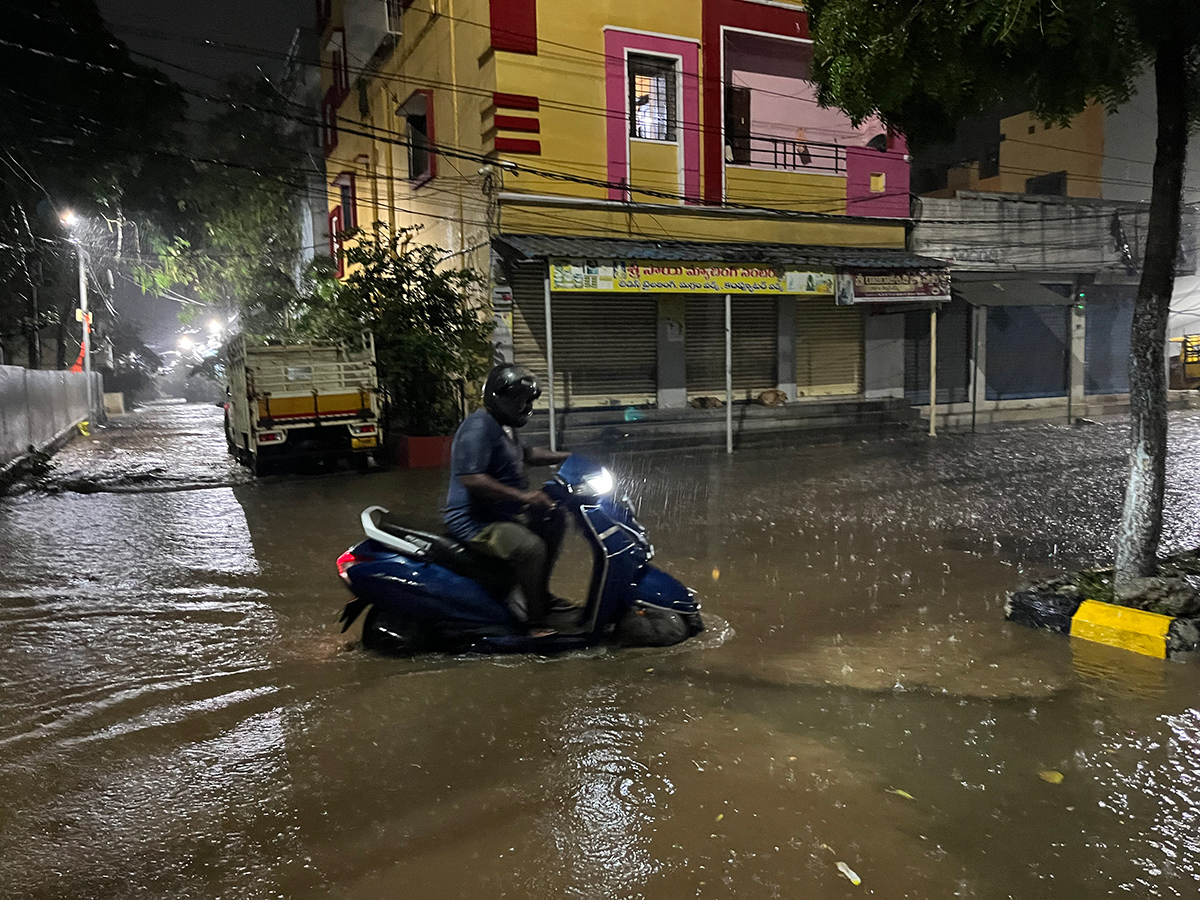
[
  {"left": 401, "top": 90, "right": 435, "bottom": 183},
  {"left": 628, "top": 54, "right": 676, "bottom": 142},
  {"left": 386, "top": 0, "right": 406, "bottom": 35},
  {"left": 334, "top": 173, "right": 357, "bottom": 229}
]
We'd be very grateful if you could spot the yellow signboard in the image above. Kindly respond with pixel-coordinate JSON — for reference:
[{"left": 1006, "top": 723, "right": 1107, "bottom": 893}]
[{"left": 549, "top": 259, "right": 835, "bottom": 295}]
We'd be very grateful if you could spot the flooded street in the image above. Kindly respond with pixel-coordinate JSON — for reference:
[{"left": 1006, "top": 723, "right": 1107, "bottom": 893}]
[{"left": 4, "top": 401, "right": 1200, "bottom": 898}]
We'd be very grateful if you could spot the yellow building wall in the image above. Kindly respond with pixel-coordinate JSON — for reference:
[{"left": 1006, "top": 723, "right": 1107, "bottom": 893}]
[
  {"left": 501, "top": 201, "right": 905, "bottom": 248},
  {"left": 490, "top": 1, "right": 704, "bottom": 200},
  {"left": 323, "top": 0, "right": 494, "bottom": 274},
  {"left": 628, "top": 140, "right": 684, "bottom": 203},
  {"left": 998, "top": 104, "right": 1104, "bottom": 198},
  {"left": 725, "top": 166, "right": 847, "bottom": 213},
  {"left": 923, "top": 104, "right": 1106, "bottom": 200}
]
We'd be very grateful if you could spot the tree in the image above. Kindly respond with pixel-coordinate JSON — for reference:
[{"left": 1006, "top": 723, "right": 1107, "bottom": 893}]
[
  {"left": 134, "top": 74, "right": 312, "bottom": 336},
  {"left": 805, "top": 0, "right": 1200, "bottom": 587},
  {"left": 296, "top": 225, "right": 493, "bottom": 436},
  {"left": 0, "top": 0, "right": 186, "bottom": 367}
]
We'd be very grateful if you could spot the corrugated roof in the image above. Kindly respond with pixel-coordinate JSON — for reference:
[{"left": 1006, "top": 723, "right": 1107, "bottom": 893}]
[
  {"left": 953, "top": 280, "right": 1074, "bottom": 307},
  {"left": 494, "top": 234, "right": 947, "bottom": 271}
]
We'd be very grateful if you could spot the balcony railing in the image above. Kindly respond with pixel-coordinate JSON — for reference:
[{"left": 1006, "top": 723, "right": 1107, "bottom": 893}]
[{"left": 728, "top": 133, "right": 848, "bottom": 174}]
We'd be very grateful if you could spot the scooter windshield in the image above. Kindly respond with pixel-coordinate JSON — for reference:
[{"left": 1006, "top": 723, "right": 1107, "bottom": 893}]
[{"left": 555, "top": 454, "right": 609, "bottom": 491}]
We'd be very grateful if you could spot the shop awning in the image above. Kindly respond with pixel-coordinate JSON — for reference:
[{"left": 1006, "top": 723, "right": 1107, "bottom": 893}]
[
  {"left": 494, "top": 234, "right": 947, "bottom": 271},
  {"left": 952, "top": 280, "right": 1074, "bottom": 307}
]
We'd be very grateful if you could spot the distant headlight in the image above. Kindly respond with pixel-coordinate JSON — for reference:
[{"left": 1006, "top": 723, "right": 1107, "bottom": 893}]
[{"left": 584, "top": 467, "right": 614, "bottom": 495}]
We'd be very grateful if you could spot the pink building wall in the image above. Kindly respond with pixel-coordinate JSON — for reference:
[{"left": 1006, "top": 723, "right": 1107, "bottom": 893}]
[
  {"left": 604, "top": 30, "right": 701, "bottom": 202},
  {"left": 729, "top": 71, "right": 885, "bottom": 150},
  {"left": 845, "top": 143, "right": 911, "bottom": 218}
]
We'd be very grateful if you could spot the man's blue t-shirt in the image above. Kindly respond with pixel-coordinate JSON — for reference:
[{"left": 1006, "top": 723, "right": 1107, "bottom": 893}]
[{"left": 444, "top": 408, "right": 527, "bottom": 541}]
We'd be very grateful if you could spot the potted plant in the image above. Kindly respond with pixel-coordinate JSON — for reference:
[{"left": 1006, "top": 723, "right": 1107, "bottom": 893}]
[{"left": 297, "top": 224, "right": 492, "bottom": 467}]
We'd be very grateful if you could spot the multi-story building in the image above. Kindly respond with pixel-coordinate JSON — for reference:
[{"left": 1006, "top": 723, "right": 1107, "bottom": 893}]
[
  {"left": 906, "top": 81, "right": 1200, "bottom": 427},
  {"left": 316, "top": 0, "right": 957, "bottom": 443}
]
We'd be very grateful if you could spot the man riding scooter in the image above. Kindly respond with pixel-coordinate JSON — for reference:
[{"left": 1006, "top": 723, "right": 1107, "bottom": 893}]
[{"left": 443, "top": 365, "right": 570, "bottom": 636}]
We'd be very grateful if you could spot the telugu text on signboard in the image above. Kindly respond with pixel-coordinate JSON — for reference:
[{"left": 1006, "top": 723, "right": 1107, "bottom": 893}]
[
  {"left": 836, "top": 270, "right": 951, "bottom": 304},
  {"left": 549, "top": 259, "right": 836, "bottom": 295}
]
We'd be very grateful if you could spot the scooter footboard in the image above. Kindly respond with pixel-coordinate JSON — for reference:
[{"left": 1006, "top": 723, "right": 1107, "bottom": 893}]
[{"left": 634, "top": 567, "right": 699, "bottom": 614}]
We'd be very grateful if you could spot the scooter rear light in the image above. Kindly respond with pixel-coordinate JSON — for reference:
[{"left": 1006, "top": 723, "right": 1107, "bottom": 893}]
[{"left": 336, "top": 549, "right": 360, "bottom": 581}]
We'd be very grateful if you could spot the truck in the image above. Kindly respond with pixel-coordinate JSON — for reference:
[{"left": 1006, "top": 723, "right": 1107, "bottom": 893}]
[{"left": 224, "top": 333, "right": 383, "bottom": 474}]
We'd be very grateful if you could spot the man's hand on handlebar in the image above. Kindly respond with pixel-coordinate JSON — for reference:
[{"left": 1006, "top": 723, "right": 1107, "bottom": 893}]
[
  {"left": 521, "top": 489, "right": 556, "bottom": 511},
  {"left": 525, "top": 447, "right": 570, "bottom": 467}
]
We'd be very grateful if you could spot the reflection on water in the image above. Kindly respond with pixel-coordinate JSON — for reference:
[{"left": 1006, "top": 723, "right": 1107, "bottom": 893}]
[{"left": 3, "top": 404, "right": 1200, "bottom": 897}]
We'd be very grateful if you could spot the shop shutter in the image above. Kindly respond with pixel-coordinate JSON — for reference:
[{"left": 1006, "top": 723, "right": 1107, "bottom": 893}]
[
  {"left": 508, "top": 261, "right": 657, "bottom": 408},
  {"left": 551, "top": 295, "right": 658, "bottom": 407},
  {"left": 796, "top": 297, "right": 863, "bottom": 396},
  {"left": 985, "top": 303, "right": 1069, "bottom": 400},
  {"left": 1084, "top": 285, "right": 1134, "bottom": 394},
  {"left": 903, "top": 299, "right": 971, "bottom": 404},
  {"left": 509, "top": 260, "right": 551, "bottom": 406},
  {"left": 686, "top": 297, "right": 778, "bottom": 398}
]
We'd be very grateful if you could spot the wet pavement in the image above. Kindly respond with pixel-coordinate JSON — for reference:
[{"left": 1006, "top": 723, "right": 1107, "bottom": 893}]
[{"left": 3, "top": 400, "right": 1200, "bottom": 898}]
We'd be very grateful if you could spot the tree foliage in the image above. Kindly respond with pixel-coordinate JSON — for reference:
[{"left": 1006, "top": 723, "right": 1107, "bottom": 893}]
[
  {"left": 296, "top": 225, "right": 493, "bottom": 436},
  {"left": 806, "top": 0, "right": 1198, "bottom": 146},
  {"left": 134, "top": 74, "right": 311, "bottom": 335}
]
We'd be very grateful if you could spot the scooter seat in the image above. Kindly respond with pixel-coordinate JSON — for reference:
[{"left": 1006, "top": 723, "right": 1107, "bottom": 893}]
[{"left": 377, "top": 515, "right": 511, "bottom": 593}]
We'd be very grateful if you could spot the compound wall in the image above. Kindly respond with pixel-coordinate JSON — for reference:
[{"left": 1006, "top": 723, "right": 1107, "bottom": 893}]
[{"left": 0, "top": 367, "right": 101, "bottom": 470}]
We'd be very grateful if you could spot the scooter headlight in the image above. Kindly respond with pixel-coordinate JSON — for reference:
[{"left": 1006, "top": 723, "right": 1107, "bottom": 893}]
[{"left": 584, "top": 467, "right": 614, "bottom": 496}]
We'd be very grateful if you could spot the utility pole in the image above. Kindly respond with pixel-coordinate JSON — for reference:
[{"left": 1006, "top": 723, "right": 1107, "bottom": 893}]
[
  {"left": 28, "top": 260, "right": 42, "bottom": 369},
  {"left": 77, "top": 243, "right": 93, "bottom": 414}
]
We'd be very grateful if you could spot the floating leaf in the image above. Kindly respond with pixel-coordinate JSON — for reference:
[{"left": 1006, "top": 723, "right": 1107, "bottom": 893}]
[
  {"left": 836, "top": 861, "right": 861, "bottom": 885},
  {"left": 1039, "top": 770, "right": 1064, "bottom": 784},
  {"left": 887, "top": 788, "right": 915, "bottom": 800},
  {"left": 712, "top": 568, "right": 721, "bottom": 580},
  {"left": 715, "top": 813, "right": 724, "bottom": 822}
]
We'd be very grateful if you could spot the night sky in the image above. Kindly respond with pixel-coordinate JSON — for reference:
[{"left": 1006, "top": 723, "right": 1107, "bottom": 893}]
[
  {"left": 98, "top": 0, "right": 314, "bottom": 86},
  {"left": 94, "top": 0, "right": 315, "bottom": 350}
]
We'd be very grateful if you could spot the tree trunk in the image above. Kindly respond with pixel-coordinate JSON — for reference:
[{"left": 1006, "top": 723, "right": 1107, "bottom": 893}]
[{"left": 1114, "top": 40, "right": 1191, "bottom": 585}]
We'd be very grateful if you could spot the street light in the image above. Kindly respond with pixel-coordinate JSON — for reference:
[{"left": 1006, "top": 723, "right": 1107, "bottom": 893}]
[{"left": 60, "top": 210, "right": 93, "bottom": 415}]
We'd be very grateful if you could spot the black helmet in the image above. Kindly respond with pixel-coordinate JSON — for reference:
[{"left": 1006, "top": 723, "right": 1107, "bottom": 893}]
[{"left": 483, "top": 364, "right": 541, "bottom": 427}]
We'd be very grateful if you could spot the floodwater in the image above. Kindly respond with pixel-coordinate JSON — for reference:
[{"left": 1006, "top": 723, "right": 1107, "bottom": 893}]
[{"left": 3, "top": 401, "right": 1200, "bottom": 898}]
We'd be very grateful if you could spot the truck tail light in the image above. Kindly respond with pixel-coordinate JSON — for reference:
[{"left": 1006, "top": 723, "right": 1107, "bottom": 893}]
[
  {"left": 257, "top": 430, "right": 285, "bottom": 444},
  {"left": 348, "top": 423, "right": 377, "bottom": 436}
]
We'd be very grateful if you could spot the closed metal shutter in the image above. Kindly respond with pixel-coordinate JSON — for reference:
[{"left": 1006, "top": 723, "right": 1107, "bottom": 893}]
[
  {"left": 552, "top": 295, "right": 657, "bottom": 407},
  {"left": 903, "top": 299, "right": 971, "bottom": 404},
  {"left": 796, "top": 297, "right": 863, "bottom": 396},
  {"left": 509, "top": 261, "right": 657, "bottom": 408},
  {"left": 1084, "top": 285, "right": 1134, "bottom": 394},
  {"left": 509, "top": 261, "right": 551, "bottom": 406},
  {"left": 985, "top": 304, "right": 1069, "bottom": 400},
  {"left": 686, "top": 297, "right": 778, "bottom": 399}
]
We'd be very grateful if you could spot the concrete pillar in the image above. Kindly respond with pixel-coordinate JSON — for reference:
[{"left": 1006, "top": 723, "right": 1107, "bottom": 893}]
[
  {"left": 971, "top": 305, "right": 988, "bottom": 418},
  {"left": 1069, "top": 294, "right": 1086, "bottom": 406},
  {"left": 657, "top": 295, "right": 687, "bottom": 408},
  {"left": 862, "top": 312, "right": 905, "bottom": 399},
  {"left": 777, "top": 298, "right": 797, "bottom": 401}
]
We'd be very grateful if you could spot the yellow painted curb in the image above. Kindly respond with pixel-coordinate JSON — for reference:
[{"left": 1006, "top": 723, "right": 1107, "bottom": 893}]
[{"left": 1070, "top": 599, "right": 1173, "bottom": 659}]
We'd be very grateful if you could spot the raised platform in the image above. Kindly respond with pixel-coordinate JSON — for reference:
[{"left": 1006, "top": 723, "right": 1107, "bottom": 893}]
[{"left": 523, "top": 396, "right": 919, "bottom": 451}]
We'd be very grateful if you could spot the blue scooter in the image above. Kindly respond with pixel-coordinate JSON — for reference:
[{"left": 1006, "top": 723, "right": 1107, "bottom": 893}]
[{"left": 336, "top": 455, "right": 704, "bottom": 654}]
